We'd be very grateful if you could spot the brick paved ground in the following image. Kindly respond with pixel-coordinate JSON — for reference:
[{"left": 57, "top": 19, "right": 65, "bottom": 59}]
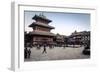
[{"left": 25, "top": 46, "right": 90, "bottom": 62}]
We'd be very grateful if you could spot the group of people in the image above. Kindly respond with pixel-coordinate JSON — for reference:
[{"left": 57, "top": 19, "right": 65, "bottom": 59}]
[
  {"left": 24, "top": 44, "right": 47, "bottom": 59},
  {"left": 24, "top": 47, "right": 31, "bottom": 59}
]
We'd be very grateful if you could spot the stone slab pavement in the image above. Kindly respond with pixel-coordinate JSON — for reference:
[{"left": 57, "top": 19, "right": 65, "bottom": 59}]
[{"left": 25, "top": 46, "right": 90, "bottom": 62}]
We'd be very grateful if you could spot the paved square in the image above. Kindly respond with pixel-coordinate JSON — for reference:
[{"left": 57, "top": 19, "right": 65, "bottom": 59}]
[{"left": 25, "top": 46, "right": 90, "bottom": 62}]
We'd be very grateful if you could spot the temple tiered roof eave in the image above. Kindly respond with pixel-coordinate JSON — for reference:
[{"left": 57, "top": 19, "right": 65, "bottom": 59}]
[
  {"left": 29, "top": 22, "right": 55, "bottom": 29},
  {"left": 70, "top": 31, "right": 90, "bottom": 38},
  {"left": 32, "top": 15, "right": 52, "bottom": 23},
  {"left": 29, "top": 31, "right": 56, "bottom": 37}
]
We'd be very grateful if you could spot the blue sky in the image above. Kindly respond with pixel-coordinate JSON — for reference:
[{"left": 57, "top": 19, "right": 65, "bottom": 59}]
[{"left": 24, "top": 11, "right": 90, "bottom": 36}]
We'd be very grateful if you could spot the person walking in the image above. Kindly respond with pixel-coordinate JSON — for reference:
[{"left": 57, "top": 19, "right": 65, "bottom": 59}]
[
  {"left": 24, "top": 47, "right": 28, "bottom": 59},
  {"left": 42, "top": 44, "right": 47, "bottom": 54},
  {"left": 28, "top": 49, "right": 31, "bottom": 58}
]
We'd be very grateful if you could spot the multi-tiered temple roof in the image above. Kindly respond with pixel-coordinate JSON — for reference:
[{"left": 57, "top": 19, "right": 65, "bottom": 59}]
[
  {"left": 29, "top": 22, "right": 55, "bottom": 29},
  {"left": 32, "top": 14, "right": 52, "bottom": 23},
  {"left": 29, "top": 13, "right": 55, "bottom": 37}
]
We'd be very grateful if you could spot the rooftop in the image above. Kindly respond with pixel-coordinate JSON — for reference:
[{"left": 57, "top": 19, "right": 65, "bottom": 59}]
[
  {"left": 71, "top": 31, "right": 90, "bottom": 36},
  {"left": 32, "top": 14, "right": 52, "bottom": 23},
  {"left": 29, "top": 31, "right": 55, "bottom": 37},
  {"left": 29, "top": 22, "right": 55, "bottom": 29}
]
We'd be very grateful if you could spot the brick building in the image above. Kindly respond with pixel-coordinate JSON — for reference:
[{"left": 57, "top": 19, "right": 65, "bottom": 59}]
[{"left": 28, "top": 13, "right": 55, "bottom": 46}]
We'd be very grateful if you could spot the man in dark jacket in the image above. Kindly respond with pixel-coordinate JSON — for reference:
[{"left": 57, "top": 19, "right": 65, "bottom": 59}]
[{"left": 42, "top": 44, "right": 47, "bottom": 54}]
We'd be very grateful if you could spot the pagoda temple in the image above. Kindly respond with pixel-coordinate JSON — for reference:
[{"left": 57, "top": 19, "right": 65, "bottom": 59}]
[{"left": 29, "top": 13, "right": 55, "bottom": 46}]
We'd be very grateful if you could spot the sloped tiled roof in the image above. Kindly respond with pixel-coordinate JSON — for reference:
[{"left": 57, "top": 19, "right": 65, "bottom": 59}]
[
  {"left": 29, "top": 22, "right": 55, "bottom": 29},
  {"left": 29, "top": 31, "right": 55, "bottom": 37},
  {"left": 32, "top": 14, "right": 52, "bottom": 23},
  {"left": 71, "top": 31, "right": 90, "bottom": 36}
]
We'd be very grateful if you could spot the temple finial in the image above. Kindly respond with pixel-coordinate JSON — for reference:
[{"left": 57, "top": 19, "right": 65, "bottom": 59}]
[{"left": 39, "top": 12, "right": 46, "bottom": 18}]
